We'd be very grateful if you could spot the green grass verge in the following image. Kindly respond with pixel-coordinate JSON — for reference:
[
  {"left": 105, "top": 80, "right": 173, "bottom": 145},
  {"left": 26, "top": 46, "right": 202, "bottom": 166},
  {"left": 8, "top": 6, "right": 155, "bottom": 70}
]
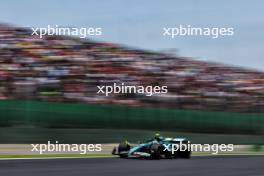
[
  {"left": 1, "top": 152, "right": 264, "bottom": 159},
  {"left": 0, "top": 153, "right": 113, "bottom": 159}
]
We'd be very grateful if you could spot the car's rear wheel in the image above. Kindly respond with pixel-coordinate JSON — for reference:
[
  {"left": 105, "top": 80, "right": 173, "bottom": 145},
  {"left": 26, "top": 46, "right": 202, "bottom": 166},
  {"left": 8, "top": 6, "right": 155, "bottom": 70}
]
[
  {"left": 118, "top": 142, "right": 130, "bottom": 158},
  {"left": 150, "top": 143, "right": 162, "bottom": 159}
]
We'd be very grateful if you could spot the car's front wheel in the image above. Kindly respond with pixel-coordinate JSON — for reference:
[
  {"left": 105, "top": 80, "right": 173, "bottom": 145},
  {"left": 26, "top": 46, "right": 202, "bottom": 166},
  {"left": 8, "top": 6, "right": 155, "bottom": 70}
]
[{"left": 176, "top": 151, "right": 191, "bottom": 159}]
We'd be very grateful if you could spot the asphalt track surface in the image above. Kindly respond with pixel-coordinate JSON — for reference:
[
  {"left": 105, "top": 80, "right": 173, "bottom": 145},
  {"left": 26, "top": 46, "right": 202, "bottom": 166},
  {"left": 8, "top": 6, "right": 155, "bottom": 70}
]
[{"left": 0, "top": 156, "right": 263, "bottom": 176}]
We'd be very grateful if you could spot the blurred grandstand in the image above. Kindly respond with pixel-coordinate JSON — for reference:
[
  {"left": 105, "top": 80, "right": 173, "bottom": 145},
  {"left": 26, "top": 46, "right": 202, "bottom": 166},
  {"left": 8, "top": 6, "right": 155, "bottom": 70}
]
[{"left": 0, "top": 24, "right": 264, "bottom": 113}]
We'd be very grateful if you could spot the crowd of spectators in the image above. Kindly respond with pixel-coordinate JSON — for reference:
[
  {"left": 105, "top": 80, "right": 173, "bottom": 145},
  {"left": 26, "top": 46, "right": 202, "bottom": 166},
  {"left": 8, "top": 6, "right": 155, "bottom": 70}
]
[{"left": 0, "top": 25, "right": 264, "bottom": 113}]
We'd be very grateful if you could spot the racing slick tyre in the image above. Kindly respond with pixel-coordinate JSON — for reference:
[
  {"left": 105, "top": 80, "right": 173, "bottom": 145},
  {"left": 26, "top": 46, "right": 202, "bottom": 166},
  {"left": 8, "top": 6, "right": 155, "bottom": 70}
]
[
  {"left": 150, "top": 143, "right": 162, "bottom": 159},
  {"left": 118, "top": 142, "right": 131, "bottom": 158},
  {"left": 178, "top": 151, "right": 191, "bottom": 159},
  {"left": 164, "top": 152, "right": 172, "bottom": 159}
]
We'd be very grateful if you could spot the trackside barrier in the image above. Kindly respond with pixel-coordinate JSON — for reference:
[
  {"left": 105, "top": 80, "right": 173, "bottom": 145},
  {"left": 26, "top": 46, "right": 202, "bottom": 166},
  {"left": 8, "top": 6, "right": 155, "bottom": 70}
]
[{"left": 0, "top": 100, "right": 263, "bottom": 134}]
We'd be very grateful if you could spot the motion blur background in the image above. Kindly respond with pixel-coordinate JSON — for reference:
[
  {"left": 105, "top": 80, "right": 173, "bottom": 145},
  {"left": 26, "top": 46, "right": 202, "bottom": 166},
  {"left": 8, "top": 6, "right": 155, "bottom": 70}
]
[{"left": 0, "top": 0, "right": 263, "bottom": 145}]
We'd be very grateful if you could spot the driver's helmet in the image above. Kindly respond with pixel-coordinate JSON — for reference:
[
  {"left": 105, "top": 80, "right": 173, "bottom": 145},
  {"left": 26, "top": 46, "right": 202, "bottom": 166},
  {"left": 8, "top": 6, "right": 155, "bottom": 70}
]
[{"left": 154, "top": 133, "right": 162, "bottom": 141}]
